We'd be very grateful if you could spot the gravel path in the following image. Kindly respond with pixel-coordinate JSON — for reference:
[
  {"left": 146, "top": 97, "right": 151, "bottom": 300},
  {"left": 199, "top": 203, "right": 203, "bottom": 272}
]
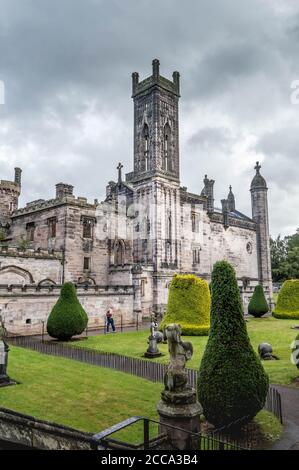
[{"left": 271, "top": 384, "right": 299, "bottom": 450}]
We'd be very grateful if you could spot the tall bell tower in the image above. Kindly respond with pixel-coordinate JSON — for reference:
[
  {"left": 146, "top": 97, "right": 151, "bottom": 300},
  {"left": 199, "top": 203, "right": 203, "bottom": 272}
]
[
  {"left": 129, "top": 59, "right": 180, "bottom": 183},
  {"left": 126, "top": 60, "right": 182, "bottom": 316}
]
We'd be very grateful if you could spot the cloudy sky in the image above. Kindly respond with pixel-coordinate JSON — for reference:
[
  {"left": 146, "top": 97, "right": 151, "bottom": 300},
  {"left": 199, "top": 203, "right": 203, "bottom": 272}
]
[{"left": 0, "top": 0, "right": 299, "bottom": 237}]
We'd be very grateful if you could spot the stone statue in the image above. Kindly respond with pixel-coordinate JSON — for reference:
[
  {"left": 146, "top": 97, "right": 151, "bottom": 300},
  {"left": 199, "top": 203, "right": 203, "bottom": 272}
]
[
  {"left": 144, "top": 315, "right": 162, "bottom": 358},
  {"left": 157, "top": 323, "right": 202, "bottom": 450},
  {"left": 0, "top": 315, "right": 10, "bottom": 384},
  {"left": 0, "top": 315, "right": 8, "bottom": 345},
  {"left": 258, "top": 343, "right": 278, "bottom": 361},
  {"left": 163, "top": 323, "right": 193, "bottom": 393}
]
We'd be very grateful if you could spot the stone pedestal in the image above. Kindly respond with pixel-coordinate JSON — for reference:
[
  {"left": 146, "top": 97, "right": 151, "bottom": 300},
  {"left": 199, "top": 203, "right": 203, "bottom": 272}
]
[
  {"left": 144, "top": 337, "right": 162, "bottom": 358},
  {"left": 157, "top": 388, "right": 202, "bottom": 450}
]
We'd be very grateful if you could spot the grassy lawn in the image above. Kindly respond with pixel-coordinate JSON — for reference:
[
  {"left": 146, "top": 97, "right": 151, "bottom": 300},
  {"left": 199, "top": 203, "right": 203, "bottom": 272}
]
[
  {"left": 0, "top": 346, "right": 161, "bottom": 443},
  {"left": 0, "top": 346, "right": 282, "bottom": 449},
  {"left": 71, "top": 317, "right": 299, "bottom": 385}
]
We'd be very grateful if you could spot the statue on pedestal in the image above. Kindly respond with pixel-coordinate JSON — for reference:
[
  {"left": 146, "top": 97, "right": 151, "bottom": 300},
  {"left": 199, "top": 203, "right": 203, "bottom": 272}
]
[
  {"left": 144, "top": 315, "right": 163, "bottom": 358},
  {"left": 0, "top": 315, "right": 12, "bottom": 386},
  {"left": 157, "top": 324, "right": 202, "bottom": 450}
]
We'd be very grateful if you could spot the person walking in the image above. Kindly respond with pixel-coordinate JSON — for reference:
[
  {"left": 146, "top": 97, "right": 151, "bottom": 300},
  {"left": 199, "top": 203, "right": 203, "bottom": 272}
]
[{"left": 106, "top": 308, "right": 115, "bottom": 333}]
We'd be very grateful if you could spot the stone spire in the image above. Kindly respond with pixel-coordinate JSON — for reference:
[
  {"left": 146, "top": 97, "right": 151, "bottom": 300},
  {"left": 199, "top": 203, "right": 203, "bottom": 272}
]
[
  {"left": 117, "top": 162, "right": 123, "bottom": 187},
  {"left": 250, "top": 161, "right": 272, "bottom": 297},
  {"left": 227, "top": 185, "right": 235, "bottom": 212}
]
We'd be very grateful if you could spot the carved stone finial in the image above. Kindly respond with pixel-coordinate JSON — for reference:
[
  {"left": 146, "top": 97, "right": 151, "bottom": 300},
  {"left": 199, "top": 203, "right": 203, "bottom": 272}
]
[
  {"left": 117, "top": 162, "right": 123, "bottom": 186},
  {"left": 255, "top": 161, "right": 261, "bottom": 174}
]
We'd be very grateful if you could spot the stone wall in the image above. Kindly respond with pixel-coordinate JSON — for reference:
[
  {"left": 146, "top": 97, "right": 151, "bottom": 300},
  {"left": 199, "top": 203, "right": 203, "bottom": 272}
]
[
  {"left": 0, "top": 285, "right": 134, "bottom": 335},
  {"left": 0, "top": 408, "right": 94, "bottom": 450}
]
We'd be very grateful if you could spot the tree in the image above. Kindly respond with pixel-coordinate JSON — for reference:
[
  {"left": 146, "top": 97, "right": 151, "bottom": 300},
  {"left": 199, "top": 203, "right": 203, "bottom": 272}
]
[
  {"left": 271, "top": 229, "right": 299, "bottom": 282},
  {"left": 160, "top": 274, "right": 210, "bottom": 336},
  {"left": 248, "top": 285, "right": 269, "bottom": 318},
  {"left": 198, "top": 261, "right": 269, "bottom": 428},
  {"left": 47, "top": 282, "right": 88, "bottom": 341}
]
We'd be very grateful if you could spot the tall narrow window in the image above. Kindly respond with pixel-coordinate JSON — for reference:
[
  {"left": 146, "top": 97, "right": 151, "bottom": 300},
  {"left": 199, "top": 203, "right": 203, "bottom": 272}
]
[
  {"left": 164, "top": 123, "right": 171, "bottom": 171},
  {"left": 83, "top": 257, "right": 90, "bottom": 270},
  {"left": 167, "top": 214, "right": 172, "bottom": 240},
  {"left": 82, "top": 217, "right": 93, "bottom": 239},
  {"left": 26, "top": 222, "right": 35, "bottom": 242},
  {"left": 47, "top": 217, "right": 57, "bottom": 239},
  {"left": 143, "top": 124, "right": 149, "bottom": 171}
]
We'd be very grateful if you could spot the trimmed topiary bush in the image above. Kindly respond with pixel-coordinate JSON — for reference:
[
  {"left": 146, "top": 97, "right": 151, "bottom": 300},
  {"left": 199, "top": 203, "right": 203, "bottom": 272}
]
[
  {"left": 198, "top": 261, "right": 269, "bottom": 428},
  {"left": 47, "top": 282, "right": 88, "bottom": 341},
  {"left": 160, "top": 274, "right": 210, "bottom": 336},
  {"left": 273, "top": 279, "right": 299, "bottom": 319},
  {"left": 248, "top": 285, "right": 269, "bottom": 317}
]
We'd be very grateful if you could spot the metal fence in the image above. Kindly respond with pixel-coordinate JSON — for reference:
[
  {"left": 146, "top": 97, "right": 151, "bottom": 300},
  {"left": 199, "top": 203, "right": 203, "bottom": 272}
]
[{"left": 8, "top": 335, "right": 282, "bottom": 425}]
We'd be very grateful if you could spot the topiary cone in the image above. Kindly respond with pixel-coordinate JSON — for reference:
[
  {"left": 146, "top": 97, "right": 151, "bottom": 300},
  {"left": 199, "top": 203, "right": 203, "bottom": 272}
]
[
  {"left": 198, "top": 261, "right": 269, "bottom": 428},
  {"left": 47, "top": 282, "right": 88, "bottom": 341},
  {"left": 248, "top": 285, "right": 269, "bottom": 318},
  {"left": 160, "top": 274, "right": 210, "bottom": 336}
]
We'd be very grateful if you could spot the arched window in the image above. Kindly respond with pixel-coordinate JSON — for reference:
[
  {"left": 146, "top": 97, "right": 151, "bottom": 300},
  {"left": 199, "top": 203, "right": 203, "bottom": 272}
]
[
  {"left": 163, "top": 123, "right": 171, "bottom": 171},
  {"left": 143, "top": 124, "right": 149, "bottom": 171}
]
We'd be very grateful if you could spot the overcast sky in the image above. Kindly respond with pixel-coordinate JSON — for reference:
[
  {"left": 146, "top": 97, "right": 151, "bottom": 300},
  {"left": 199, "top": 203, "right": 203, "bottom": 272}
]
[{"left": 0, "top": 0, "right": 299, "bottom": 237}]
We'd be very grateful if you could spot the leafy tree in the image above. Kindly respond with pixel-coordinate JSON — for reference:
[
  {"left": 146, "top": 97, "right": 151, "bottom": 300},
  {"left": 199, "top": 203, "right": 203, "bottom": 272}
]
[
  {"left": 198, "top": 261, "right": 269, "bottom": 428},
  {"left": 47, "top": 282, "right": 88, "bottom": 341},
  {"left": 271, "top": 229, "right": 299, "bottom": 282}
]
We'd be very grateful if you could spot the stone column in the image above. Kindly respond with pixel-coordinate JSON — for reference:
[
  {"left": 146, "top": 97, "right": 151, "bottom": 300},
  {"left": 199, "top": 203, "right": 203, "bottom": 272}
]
[{"left": 132, "top": 264, "right": 143, "bottom": 325}]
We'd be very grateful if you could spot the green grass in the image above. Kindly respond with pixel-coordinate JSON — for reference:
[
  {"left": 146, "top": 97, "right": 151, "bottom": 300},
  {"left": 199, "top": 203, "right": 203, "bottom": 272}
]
[
  {"left": 0, "top": 346, "right": 282, "bottom": 449},
  {"left": 71, "top": 317, "right": 299, "bottom": 385},
  {"left": 253, "top": 410, "right": 283, "bottom": 448},
  {"left": 0, "top": 346, "right": 161, "bottom": 443}
]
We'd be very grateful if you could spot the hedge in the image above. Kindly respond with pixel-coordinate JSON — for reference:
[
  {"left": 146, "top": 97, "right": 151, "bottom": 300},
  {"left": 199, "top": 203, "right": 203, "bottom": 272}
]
[
  {"left": 160, "top": 274, "right": 210, "bottom": 336},
  {"left": 273, "top": 279, "right": 299, "bottom": 319},
  {"left": 198, "top": 261, "right": 269, "bottom": 428},
  {"left": 47, "top": 282, "right": 88, "bottom": 341},
  {"left": 248, "top": 285, "right": 269, "bottom": 317}
]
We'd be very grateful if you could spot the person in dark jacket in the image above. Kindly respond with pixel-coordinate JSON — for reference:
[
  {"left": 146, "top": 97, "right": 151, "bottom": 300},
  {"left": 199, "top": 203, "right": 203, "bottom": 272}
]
[{"left": 106, "top": 308, "right": 115, "bottom": 333}]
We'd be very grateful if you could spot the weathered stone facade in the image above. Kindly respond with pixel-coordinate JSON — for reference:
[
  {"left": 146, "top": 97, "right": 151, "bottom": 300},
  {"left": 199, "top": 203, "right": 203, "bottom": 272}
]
[{"left": 0, "top": 60, "right": 272, "bottom": 334}]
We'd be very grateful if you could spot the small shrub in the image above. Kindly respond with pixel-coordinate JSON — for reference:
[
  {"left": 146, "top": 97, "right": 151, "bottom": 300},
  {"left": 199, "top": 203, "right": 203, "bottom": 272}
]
[
  {"left": 47, "top": 282, "right": 88, "bottom": 341},
  {"left": 160, "top": 274, "right": 210, "bottom": 336},
  {"left": 248, "top": 285, "right": 269, "bottom": 317},
  {"left": 198, "top": 261, "right": 269, "bottom": 428},
  {"left": 273, "top": 279, "right": 299, "bottom": 319}
]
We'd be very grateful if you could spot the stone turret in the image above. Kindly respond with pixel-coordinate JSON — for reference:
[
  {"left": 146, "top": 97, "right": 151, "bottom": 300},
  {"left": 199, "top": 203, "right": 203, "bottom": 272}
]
[
  {"left": 250, "top": 162, "right": 272, "bottom": 297},
  {"left": 201, "top": 175, "right": 215, "bottom": 213},
  {"left": 227, "top": 185, "right": 235, "bottom": 212},
  {"left": 0, "top": 168, "right": 22, "bottom": 220}
]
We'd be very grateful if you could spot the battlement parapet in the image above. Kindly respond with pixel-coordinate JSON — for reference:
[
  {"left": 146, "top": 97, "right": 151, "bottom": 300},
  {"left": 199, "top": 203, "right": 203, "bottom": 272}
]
[
  {"left": 12, "top": 195, "right": 97, "bottom": 217},
  {"left": 0, "top": 245, "right": 63, "bottom": 260}
]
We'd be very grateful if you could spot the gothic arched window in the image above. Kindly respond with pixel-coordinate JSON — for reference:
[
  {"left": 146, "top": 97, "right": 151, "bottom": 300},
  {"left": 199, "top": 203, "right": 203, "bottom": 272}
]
[
  {"left": 167, "top": 214, "right": 172, "bottom": 241},
  {"left": 143, "top": 124, "right": 149, "bottom": 171},
  {"left": 163, "top": 123, "right": 171, "bottom": 171}
]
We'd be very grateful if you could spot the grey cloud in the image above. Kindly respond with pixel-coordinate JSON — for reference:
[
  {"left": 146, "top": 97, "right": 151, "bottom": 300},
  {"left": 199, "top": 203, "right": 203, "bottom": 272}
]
[{"left": 0, "top": 0, "right": 298, "bottom": 236}]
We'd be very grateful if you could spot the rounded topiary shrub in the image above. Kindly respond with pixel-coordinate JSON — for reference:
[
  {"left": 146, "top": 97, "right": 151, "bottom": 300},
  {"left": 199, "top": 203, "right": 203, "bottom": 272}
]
[
  {"left": 273, "top": 280, "right": 299, "bottom": 319},
  {"left": 248, "top": 285, "right": 269, "bottom": 317},
  {"left": 160, "top": 274, "right": 210, "bottom": 336},
  {"left": 47, "top": 282, "right": 88, "bottom": 341},
  {"left": 198, "top": 261, "right": 269, "bottom": 428}
]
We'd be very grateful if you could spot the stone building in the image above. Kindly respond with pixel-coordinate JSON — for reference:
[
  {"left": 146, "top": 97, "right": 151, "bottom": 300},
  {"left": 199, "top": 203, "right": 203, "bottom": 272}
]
[{"left": 0, "top": 60, "right": 272, "bottom": 335}]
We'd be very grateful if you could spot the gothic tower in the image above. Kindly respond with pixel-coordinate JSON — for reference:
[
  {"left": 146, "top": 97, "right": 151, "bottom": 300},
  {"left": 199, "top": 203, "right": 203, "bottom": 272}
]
[
  {"left": 127, "top": 60, "right": 181, "bottom": 315},
  {"left": 250, "top": 162, "right": 273, "bottom": 299},
  {"left": 130, "top": 59, "right": 180, "bottom": 182}
]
